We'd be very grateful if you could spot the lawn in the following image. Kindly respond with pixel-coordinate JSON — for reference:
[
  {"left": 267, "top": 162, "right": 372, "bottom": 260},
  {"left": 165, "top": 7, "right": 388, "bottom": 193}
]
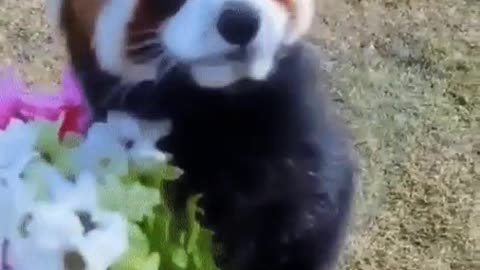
[{"left": 0, "top": 0, "right": 478, "bottom": 269}]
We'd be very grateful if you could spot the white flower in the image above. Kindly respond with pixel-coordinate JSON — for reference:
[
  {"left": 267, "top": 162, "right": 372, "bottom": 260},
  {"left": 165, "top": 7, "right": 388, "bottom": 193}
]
[
  {"left": 104, "top": 111, "right": 171, "bottom": 169},
  {"left": 11, "top": 205, "right": 128, "bottom": 270},
  {"left": 69, "top": 111, "right": 171, "bottom": 177},
  {"left": 0, "top": 119, "right": 39, "bottom": 242},
  {"left": 0, "top": 119, "right": 39, "bottom": 170},
  {"left": 11, "top": 203, "right": 85, "bottom": 270},
  {"left": 70, "top": 122, "right": 129, "bottom": 179},
  {"left": 0, "top": 171, "right": 35, "bottom": 244},
  {"left": 21, "top": 160, "right": 70, "bottom": 202},
  {"left": 0, "top": 116, "right": 130, "bottom": 270},
  {"left": 72, "top": 211, "right": 128, "bottom": 270},
  {"left": 9, "top": 172, "right": 128, "bottom": 270},
  {"left": 49, "top": 171, "right": 99, "bottom": 211}
]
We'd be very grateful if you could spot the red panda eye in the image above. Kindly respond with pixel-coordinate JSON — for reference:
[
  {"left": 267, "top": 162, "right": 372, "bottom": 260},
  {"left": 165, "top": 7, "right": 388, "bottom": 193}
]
[{"left": 141, "top": 0, "right": 187, "bottom": 17}]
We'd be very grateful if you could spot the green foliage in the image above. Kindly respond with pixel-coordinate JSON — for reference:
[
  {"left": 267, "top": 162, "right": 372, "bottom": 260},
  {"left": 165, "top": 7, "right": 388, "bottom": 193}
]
[
  {"left": 30, "top": 119, "right": 219, "bottom": 270},
  {"left": 100, "top": 161, "right": 219, "bottom": 270}
]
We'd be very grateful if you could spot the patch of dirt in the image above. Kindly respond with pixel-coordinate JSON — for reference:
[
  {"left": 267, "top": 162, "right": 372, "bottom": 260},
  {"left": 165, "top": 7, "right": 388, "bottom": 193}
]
[{"left": 0, "top": 0, "right": 63, "bottom": 85}]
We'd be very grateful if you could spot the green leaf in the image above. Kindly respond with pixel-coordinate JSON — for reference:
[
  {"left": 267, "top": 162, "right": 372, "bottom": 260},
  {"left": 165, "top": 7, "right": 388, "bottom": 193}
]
[
  {"left": 143, "top": 205, "right": 173, "bottom": 251},
  {"left": 61, "top": 132, "right": 84, "bottom": 148},
  {"left": 186, "top": 195, "right": 203, "bottom": 254},
  {"left": 97, "top": 175, "right": 161, "bottom": 222},
  {"left": 128, "top": 223, "right": 150, "bottom": 256},
  {"left": 142, "top": 253, "right": 161, "bottom": 270},
  {"left": 22, "top": 161, "right": 51, "bottom": 201},
  {"left": 33, "top": 121, "right": 73, "bottom": 174},
  {"left": 172, "top": 247, "right": 188, "bottom": 268},
  {"left": 127, "top": 164, "right": 183, "bottom": 189},
  {"left": 112, "top": 223, "right": 161, "bottom": 270},
  {"left": 26, "top": 115, "right": 220, "bottom": 270}
]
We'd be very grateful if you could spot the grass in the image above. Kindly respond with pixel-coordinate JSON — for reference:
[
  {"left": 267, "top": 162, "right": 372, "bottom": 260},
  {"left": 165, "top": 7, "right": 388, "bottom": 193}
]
[{"left": 0, "top": 0, "right": 479, "bottom": 269}]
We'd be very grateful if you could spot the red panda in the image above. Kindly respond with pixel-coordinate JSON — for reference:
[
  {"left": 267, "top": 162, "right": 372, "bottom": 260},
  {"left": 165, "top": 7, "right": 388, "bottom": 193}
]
[{"left": 47, "top": 1, "right": 356, "bottom": 270}]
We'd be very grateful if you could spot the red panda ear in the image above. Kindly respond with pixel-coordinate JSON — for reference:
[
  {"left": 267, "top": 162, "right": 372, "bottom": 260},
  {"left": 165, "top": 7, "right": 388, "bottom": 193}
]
[
  {"left": 283, "top": 0, "right": 315, "bottom": 45},
  {"left": 49, "top": 0, "right": 173, "bottom": 82}
]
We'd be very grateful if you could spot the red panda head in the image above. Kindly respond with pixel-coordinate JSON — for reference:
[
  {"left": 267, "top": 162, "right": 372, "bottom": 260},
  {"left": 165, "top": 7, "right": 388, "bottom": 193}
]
[{"left": 48, "top": 0, "right": 314, "bottom": 88}]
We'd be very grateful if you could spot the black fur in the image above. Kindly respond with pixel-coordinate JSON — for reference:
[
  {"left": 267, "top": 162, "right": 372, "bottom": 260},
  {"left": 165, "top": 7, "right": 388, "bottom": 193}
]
[{"left": 71, "top": 42, "right": 357, "bottom": 270}]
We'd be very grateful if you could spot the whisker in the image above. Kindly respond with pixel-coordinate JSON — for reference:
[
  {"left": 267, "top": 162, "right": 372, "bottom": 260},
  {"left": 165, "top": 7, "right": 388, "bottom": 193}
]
[
  {"left": 128, "top": 29, "right": 159, "bottom": 35},
  {"left": 127, "top": 40, "right": 161, "bottom": 51},
  {"left": 128, "top": 43, "right": 164, "bottom": 64},
  {"left": 128, "top": 29, "right": 159, "bottom": 44},
  {"left": 131, "top": 49, "right": 164, "bottom": 64}
]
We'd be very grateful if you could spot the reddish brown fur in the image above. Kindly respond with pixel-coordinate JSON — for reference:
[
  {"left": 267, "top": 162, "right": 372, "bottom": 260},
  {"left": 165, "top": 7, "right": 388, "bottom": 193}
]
[
  {"left": 59, "top": 0, "right": 185, "bottom": 63},
  {"left": 128, "top": 2, "right": 163, "bottom": 45},
  {"left": 59, "top": 0, "right": 105, "bottom": 65},
  {"left": 126, "top": 0, "right": 173, "bottom": 58}
]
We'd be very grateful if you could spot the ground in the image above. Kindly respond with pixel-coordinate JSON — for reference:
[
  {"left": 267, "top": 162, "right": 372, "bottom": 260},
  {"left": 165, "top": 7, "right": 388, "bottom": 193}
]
[{"left": 0, "top": 0, "right": 478, "bottom": 269}]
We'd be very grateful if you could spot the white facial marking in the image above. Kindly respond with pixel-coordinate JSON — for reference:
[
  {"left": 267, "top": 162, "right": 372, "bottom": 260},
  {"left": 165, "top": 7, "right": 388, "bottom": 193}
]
[
  {"left": 161, "top": 0, "right": 301, "bottom": 88},
  {"left": 94, "top": 0, "right": 136, "bottom": 76},
  {"left": 190, "top": 65, "right": 242, "bottom": 89},
  {"left": 94, "top": 0, "right": 160, "bottom": 83}
]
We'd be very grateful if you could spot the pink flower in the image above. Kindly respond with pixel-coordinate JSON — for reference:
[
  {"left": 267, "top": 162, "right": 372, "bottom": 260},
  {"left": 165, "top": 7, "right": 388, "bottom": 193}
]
[
  {"left": 0, "top": 66, "right": 91, "bottom": 138},
  {"left": 56, "top": 67, "right": 92, "bottom": 138}
]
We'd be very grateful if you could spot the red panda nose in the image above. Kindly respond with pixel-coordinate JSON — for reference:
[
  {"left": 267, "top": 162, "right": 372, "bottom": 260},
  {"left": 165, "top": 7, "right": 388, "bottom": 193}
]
[{"left": 216, "top": 2, "right": 260, "bottom": 47}]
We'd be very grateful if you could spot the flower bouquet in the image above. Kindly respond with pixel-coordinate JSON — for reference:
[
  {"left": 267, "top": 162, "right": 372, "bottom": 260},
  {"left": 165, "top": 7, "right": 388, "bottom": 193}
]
[{"left": 0, "top": 68, "right": 219, "bottom": 270}]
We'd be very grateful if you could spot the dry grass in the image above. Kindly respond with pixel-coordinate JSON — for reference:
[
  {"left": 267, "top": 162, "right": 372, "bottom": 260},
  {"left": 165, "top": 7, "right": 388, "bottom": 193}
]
[
  {"left": 0, "top": 0, "right": 479, "bottom": 269},
  {"left": 0, "top": 0, "right": 63, "bottom": 84}
]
